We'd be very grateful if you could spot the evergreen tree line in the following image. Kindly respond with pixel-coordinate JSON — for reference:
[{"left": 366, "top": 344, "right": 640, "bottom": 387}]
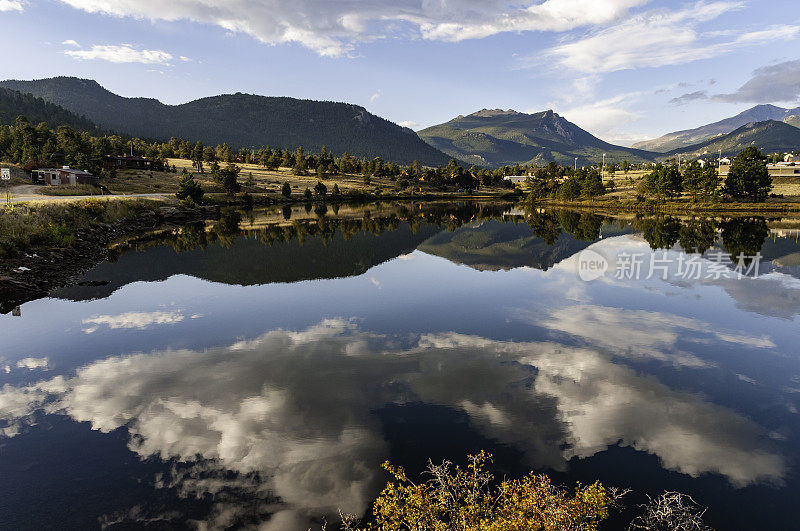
[
  {"left": 636, "top": 146, "right": 772, "bottom": 202},
  {"left": 0, "top": 116, "right": 524, "bottom": 192},
  {"left": 525, "top": 162, "right": 607, "bottom": 201},
  {"left": 524, "top": 146, "right": 774, "bottom": 203}
]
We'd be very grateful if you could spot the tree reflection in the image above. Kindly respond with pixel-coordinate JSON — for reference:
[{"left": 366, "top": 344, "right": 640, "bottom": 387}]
[
  {"left": 678, "top": 218, "right": 717, "bottom": 254},
  {"left": 636, "top": 216, "right": 681, "bottom": 250},
  {"left": 720, "top": 217, "right": 769, "bottom": 262}
]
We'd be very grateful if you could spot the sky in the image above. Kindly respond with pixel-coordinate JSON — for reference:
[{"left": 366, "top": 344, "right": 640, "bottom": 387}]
[{"left": 1, "top": 0, "right": 799, "bottom": 146}]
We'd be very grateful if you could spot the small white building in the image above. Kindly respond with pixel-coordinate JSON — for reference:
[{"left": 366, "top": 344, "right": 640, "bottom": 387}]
[
  {"left": 767, "top": 162, "right": 800, "bottom": 177},
  {"left": 31, "top": 166, "right": 97, "bottom": 186},
  {"left": 503, "top": 175, "right": 529, "bottom": 185},
  {"left": 718, "top": 158, "right": 732, "bottom": 176}
]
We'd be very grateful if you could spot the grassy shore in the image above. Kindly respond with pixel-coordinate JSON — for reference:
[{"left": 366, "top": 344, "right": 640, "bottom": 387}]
[
  {"left": 0, "top": 199, "right": 161, "bottom": 258},
  {"left": 537, "top": 197, "right": 800, "bottom": 215},
  {"left": 526, "top": 170, "right": 800, "bottom": 215}
]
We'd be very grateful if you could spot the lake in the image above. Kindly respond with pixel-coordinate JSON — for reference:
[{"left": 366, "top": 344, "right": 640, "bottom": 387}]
[{"left": 1, "top": 202, "right": 799, "bottom": 529}]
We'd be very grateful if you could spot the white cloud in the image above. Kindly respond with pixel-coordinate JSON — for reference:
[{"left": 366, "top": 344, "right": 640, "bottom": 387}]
[
  {"left": 398, "top": 120, "right": 420, "bottom": 129},
  {"left": 0, "top": 0, "right": 23, "bottom": 12},
  {"left": 369, "top": 90, "right": 381, "bottom": 103},
  {"left": 714, "top": 59, "right": 800, "bottom": 103},
  {"left": 61, "top": 39, "right": 80, "bottom": 47},
  {"left": 64, "top": 44, "right": 173, "bottom": 65},
  {"left": 558, "top": 93, "right": 643, "bottom": 144},
  {"left": 545, "top": 2, "right": 799, "bottom": 74},
  {"left": 56, "top": 0, "right": 649, "bottom": 57},
  {"left": 178, "top": 55, "right": 191, "bottom": 62},
  {"left": 82, "top": 310, "right": 185, "bottom": 333}
]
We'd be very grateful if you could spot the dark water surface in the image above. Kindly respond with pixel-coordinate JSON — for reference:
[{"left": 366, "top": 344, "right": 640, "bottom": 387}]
[{"left": 1, "top": 203, "right": 799, "bottom": 529}]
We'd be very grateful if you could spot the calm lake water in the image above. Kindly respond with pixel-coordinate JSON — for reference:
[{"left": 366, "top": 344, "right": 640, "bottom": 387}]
[{"left": 1, "top": 202, "right": 799, "bottom": 530}]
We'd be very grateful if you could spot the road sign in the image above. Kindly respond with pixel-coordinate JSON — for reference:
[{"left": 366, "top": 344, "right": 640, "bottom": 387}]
[{"left": 0, "top": 168, "right": 9, "bottom": 180}]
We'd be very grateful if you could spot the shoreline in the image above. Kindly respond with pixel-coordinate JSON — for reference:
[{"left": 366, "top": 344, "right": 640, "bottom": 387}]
[
  {"left": 0, "top": 204, "right": 219, "bottom": 314},
  {"left": 5, "top": 192, "right": 800, "bottom": 314},
  {"left": 535, "top": 198, "right": 800, "bottom": 216}
]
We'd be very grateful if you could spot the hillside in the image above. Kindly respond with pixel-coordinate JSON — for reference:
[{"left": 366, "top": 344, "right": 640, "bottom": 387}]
[
  {"left": 634, "top": 104, "right": 800, "bottom": 152},
  {"left": 785, "top": 115, "right": 800, "bottom": 129},
  {"left": 0, "top": 87, "right": 98, "bottom": 132},
  {"left": 418, "top": 109, "right": 655, "bottom": 168},
  {"left": 665, "top": 120, "right": 800, "bottom": 158},
  {"left": 0, "top": 77, "right": 452, "bottom": 166}
]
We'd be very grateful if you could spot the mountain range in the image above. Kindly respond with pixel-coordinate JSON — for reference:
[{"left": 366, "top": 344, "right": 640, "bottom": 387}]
[
  {"left": 2, "top": 76, "right": 800, "bottom": 168},
  {"left": 664, "top": 120, "right": 800, "bottom": 158},
  {"left": 0, "top": 77, "right": 451, "bottom": 166},
  {"left": 633, "top": 104, "right": 800, "bottom": 153},
  {"left": 418, "top": 108, "right": 655, "bottom": 168}
]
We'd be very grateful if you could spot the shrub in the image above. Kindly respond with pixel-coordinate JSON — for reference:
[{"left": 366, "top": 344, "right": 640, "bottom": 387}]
[
  {"left": 347, "top": 452, "right": 614, "bottom": 531},
  {"left": 176, "top": 170, "right": 204, "bottom": 203},
  {"left": 213, "top": 164, "right": 241, "bottom": 195}
]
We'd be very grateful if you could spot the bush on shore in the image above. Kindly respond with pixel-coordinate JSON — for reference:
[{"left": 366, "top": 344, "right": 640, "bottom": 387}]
[
  {"left": 338, "top": 452, "right": 712, "bottom": 531},
  {"left": 0, "top": 199, "right": 158, "bottom": 258}
]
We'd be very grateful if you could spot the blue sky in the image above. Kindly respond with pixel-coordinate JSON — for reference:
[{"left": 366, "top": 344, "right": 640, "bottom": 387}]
[{"left": 1, "top": 0, "right": 799, "bottom": 145}]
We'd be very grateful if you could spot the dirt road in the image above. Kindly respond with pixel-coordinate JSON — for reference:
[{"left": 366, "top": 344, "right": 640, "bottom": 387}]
[{"left": 6, "top": 185, "right": 170, "bottom": 203}]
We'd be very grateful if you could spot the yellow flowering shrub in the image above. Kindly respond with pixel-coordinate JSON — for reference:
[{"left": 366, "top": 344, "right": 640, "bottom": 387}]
[{"left": 360, "top": 451, "right": 612, "bottom": 531}]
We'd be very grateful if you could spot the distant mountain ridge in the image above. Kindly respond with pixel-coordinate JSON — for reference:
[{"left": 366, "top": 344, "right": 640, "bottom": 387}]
[
  {"left": 0, "top": 86, "right": 98, "bottom": 133},
  {"left": 0, "top": 77, "right": 452, "bottom": 165},
  {"left": 418, "top": 108, "right": 656, "bottom": 167},
  {"left": 634, "top": 104, "right": 800, "bottom": 153},
  {"left": 664, "top": 120, "right": 800, "bottom": 157}
]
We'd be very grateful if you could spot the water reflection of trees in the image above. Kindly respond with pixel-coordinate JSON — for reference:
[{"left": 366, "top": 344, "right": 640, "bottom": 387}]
[
  {"left": 124, "top": 203, "right": 775, "bottom": 260},
  {"left": 719, "top": 218, "right": 770, "bottom": 260},
  {"left": 522, "top": 210, "right": 773, "bottom": 258},
  {"left": 632, "top": 215, "right": 770, "bottom": 257},
  {"left": 129, "top": 203, "right": 518, "bottom": 253},
  {"left": 523, "top": 210, "right": 608, "bottom": 243}
]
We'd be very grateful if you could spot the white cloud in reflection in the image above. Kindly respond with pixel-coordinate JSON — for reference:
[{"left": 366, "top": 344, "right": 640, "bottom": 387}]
[
  {"left": 553, "top": 234, "right": 800, "bottom": 321},
  {"left": 15, "top": 357, "right": 50, "bottom": 370},
  {"left": 82, "top": 310, "right": 186, "bottom": 333},
  {"left": 0, "top": 320, "right": 786, "bottom": 526},
  {"left": 528, "top": 304, "right": 775, "bottom": 368}
]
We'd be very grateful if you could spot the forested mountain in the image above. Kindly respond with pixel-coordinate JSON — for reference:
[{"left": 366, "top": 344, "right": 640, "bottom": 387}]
[
  {"left": 634, "top": 104, "right": 800, "bottom": 152},
  {"left": 0, "top": 77, "right": 451, "bottom": 166},
  {"left": 418, "top": 109, "right": 655, "bottom": 168},
  {"left": 664, "top": 120, "right": 800, "bottom": 157},
  {"left": 0, "top": 87, "right": 98, "bottom": 132}
]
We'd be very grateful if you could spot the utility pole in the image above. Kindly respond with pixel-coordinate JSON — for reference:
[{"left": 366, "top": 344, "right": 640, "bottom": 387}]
[
  {"left": 602, "top": 153, "right": 606, "bottom": 179},
  {"left": 574, "top": 157, "right": 578, "bottom": 171}
]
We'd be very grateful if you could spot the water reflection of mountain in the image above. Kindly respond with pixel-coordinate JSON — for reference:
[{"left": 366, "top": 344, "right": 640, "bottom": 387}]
[
  {"left": 759, "top": 236, "right": 800, "bottom": 278},
  {"left": 418, "top": 220, "right": 633, "bottom": 271},
  {"left": 53, "top": 222, "right": 442, "bottom": 302}
]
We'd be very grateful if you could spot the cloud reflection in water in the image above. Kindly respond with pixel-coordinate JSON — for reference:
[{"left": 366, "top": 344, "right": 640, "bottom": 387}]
[{"left": 0, "top": 317, "right": 785, "bottom": 526}]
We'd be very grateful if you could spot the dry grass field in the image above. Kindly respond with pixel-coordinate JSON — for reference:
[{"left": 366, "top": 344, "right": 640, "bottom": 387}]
[{"left": 105, "top": 158, "right": 408, "bottom": 195}]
